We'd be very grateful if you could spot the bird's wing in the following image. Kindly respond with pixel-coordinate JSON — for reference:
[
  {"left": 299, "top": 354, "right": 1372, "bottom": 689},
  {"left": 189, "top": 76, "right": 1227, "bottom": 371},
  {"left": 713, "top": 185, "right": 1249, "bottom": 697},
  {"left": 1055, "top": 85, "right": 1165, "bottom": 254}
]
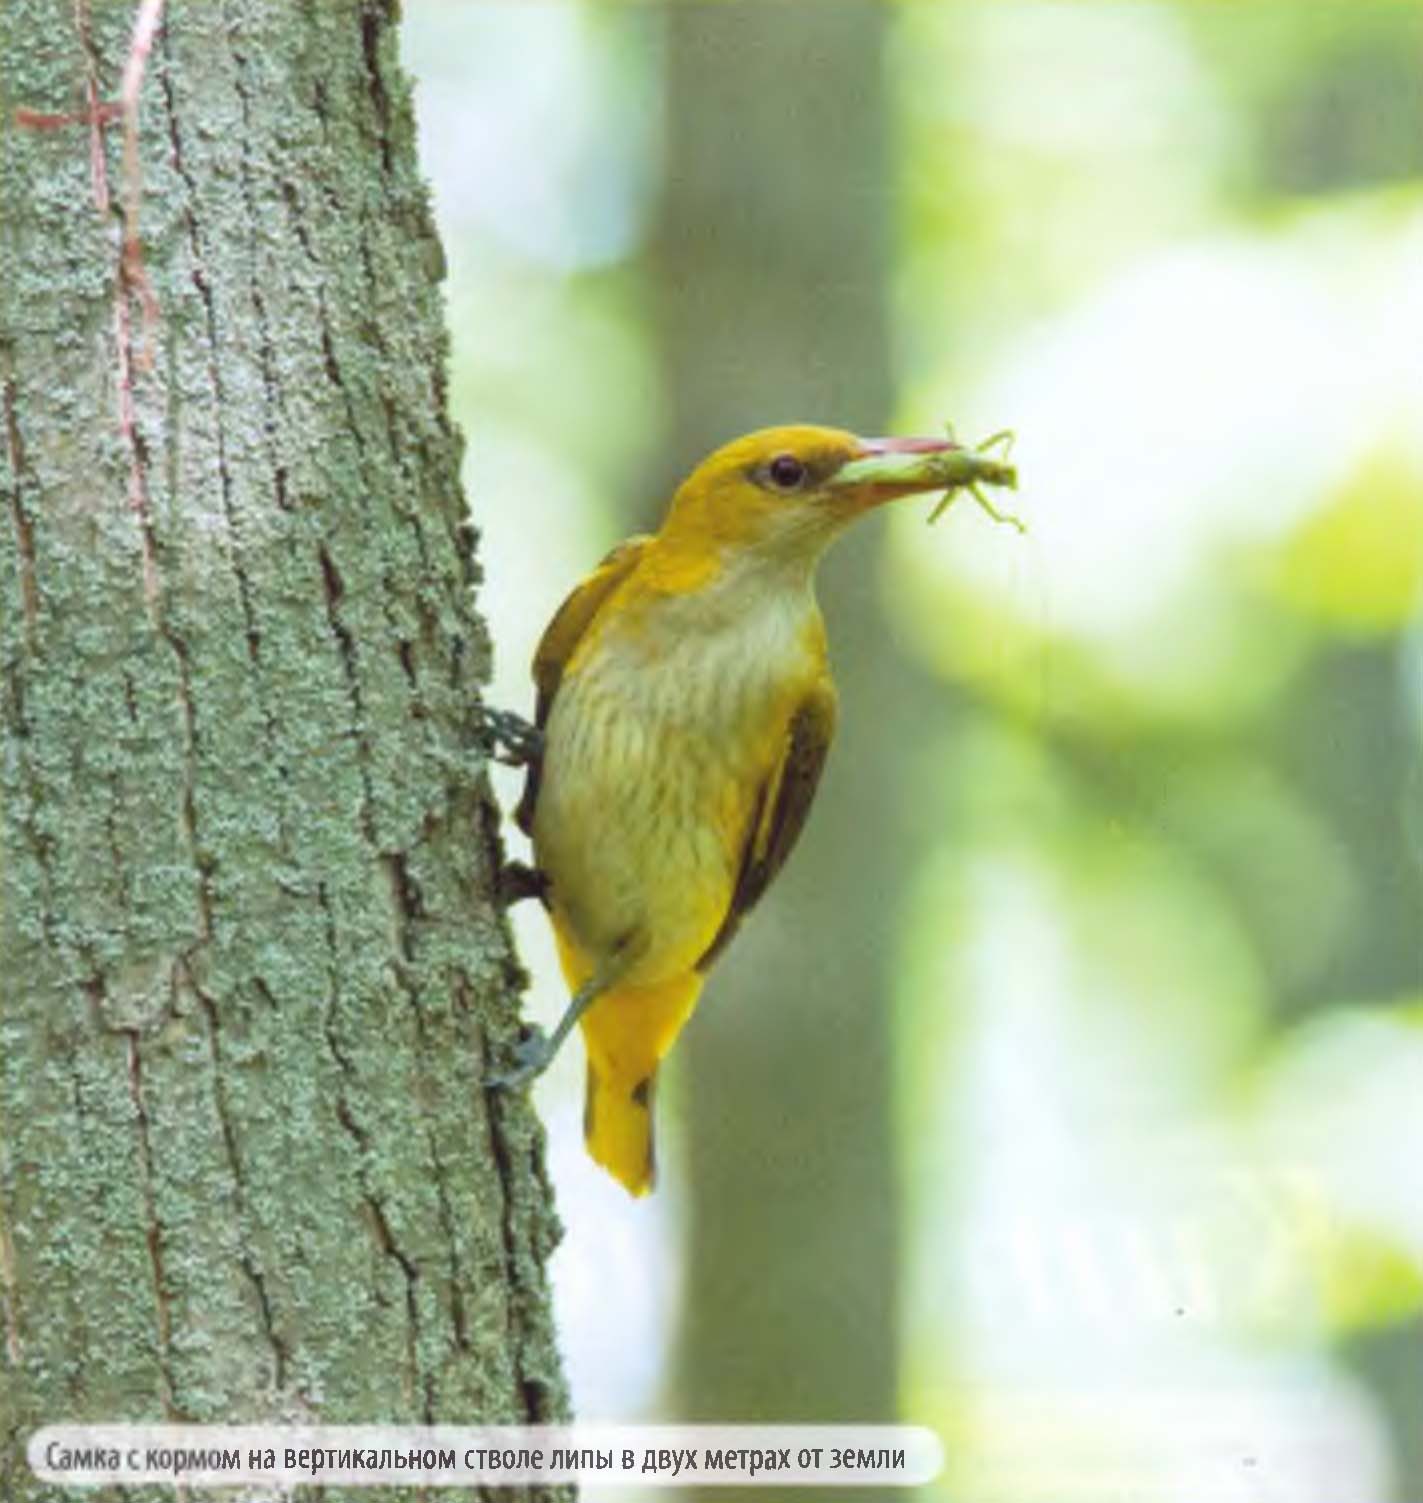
[
  {"left": 515, "top": 535, "right": 652, "bottom": 836},
  {"left": 696, "top": 678, "right": 838, "bottom": 971}
]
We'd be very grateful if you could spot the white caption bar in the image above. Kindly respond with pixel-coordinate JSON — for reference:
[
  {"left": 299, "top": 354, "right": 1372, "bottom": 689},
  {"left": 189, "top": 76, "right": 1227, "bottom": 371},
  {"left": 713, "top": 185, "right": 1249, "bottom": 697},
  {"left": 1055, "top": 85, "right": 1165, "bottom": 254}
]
[{"left": 30, "top": 1424, "right": 943, "bottom": 1488}]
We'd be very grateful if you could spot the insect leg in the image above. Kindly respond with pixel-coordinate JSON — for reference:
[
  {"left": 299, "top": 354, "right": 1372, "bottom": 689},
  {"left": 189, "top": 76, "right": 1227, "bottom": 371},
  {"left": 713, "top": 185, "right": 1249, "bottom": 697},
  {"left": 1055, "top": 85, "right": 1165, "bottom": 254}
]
[
  {"left": 968, "top": 482, "right": 1027, "bottom": 534},
  {"left": 926, "top": 490, "right": 956, "bottom": 524},
  {"left": 976, "top": 429, "right": 1016, "bottom": 459}
]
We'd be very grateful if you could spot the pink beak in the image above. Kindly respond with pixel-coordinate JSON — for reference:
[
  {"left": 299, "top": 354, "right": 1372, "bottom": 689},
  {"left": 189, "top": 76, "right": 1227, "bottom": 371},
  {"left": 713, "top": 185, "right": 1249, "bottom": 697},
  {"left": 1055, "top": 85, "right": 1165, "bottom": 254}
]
[
  {"left": 855, "top": 435, "right": 961, "bottom": 457},
  {"left": 828, "top": 434, "right": 963, "bottom": 499}
]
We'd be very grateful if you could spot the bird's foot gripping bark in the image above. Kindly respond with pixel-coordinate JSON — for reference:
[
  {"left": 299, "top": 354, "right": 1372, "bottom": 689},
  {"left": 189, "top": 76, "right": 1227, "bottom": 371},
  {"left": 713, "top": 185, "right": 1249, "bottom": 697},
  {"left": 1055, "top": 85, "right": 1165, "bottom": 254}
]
[
  {"left": 486, "top": 972, "right": 607, "bottom": 1090},
  {"left": 471, "top": 702, "right": 544, "bottom": 767},
  {"left": 497, "top": 860, "right": 551, "bottom": 908},
  {"left": 486, "top": 1026, "right": 555, "bottom": 1091}
]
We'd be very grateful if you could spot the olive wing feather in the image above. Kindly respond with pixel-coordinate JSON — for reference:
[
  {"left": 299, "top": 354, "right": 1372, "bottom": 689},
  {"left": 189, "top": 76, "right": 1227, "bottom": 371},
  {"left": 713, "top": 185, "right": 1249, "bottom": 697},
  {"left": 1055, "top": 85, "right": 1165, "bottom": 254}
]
[
  {"left": 514, "top": 535, "right": 651, "bottom": 836},
  {"left": 696, "top": 681, "right": 838, "bottom": 972}
]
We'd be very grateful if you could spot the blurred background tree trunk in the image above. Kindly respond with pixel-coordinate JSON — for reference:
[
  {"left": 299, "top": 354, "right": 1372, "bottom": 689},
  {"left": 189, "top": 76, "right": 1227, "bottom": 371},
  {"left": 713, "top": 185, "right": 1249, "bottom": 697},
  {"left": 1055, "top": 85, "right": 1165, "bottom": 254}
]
[
  {"left": 654, "top": 0, "right": 928, "bottom": 1464},
  {"left": 0, "top": 2, "right": 566, "bottom": 1495}
]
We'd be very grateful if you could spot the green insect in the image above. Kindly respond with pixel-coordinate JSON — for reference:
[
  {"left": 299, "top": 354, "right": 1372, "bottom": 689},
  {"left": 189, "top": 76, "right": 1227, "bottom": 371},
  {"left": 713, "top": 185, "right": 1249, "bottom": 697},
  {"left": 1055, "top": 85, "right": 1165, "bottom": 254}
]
[{"left": 925, "top": 426, "right": 1024, "bottom": 531}]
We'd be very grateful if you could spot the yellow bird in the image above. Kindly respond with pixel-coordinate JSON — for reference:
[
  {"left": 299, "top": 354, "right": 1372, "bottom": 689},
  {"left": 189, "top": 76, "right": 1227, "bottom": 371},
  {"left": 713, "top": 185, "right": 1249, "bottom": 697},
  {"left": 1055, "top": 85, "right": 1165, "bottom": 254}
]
[{"left": 488, "top": 423, "right": 1015, "bottom": 1195}]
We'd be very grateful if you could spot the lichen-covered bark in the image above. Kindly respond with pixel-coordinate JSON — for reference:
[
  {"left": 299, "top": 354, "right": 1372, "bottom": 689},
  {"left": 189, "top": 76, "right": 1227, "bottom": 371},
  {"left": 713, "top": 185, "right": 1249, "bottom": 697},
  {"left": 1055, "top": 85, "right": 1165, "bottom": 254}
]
[{"left": 0, "top": 3, "right": 566, "bottom": 1498}]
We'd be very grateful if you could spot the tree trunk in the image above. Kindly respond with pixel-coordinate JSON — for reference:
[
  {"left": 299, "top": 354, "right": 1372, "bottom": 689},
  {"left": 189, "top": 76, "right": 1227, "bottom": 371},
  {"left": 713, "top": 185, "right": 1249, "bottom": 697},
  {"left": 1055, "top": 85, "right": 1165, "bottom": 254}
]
[
  {"left": 0, "top": 2, "right": 566, "bottom": 1496},
  {"left": 655, "top": 0, "right": 914, "bottom": 1464}
]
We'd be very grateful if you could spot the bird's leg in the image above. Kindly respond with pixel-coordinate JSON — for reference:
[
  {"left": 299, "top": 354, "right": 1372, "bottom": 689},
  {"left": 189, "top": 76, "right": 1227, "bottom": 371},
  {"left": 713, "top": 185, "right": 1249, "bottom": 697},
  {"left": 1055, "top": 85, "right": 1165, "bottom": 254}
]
[
  {"left": 487, "top": 973, "right": 606, "bottom": 1091},
  {"left": 471, "top": 705, "right": 549, "bottom": 906},
  {"left": 497, "top": 860, "right": 550, "bottom": 908},
  {"left": 471, "top": 701, "right": 544, "bottom": 767},
  {"left": 487, "top": 937, "right": 643, "bottom": 1091}
]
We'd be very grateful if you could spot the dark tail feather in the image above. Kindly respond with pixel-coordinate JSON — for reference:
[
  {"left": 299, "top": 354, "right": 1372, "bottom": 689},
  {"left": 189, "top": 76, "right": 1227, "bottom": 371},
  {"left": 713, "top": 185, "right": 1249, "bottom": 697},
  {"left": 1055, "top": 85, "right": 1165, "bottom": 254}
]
[{"left": 584, "top": 1061, "right": 657, "bottom": 1196}]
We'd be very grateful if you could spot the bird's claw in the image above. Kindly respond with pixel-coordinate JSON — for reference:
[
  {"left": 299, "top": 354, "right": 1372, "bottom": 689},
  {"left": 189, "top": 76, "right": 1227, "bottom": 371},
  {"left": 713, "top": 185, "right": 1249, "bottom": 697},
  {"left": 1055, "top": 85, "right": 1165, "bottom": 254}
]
[
  {"left": 472, "top": 703, "right": 544, "bottom": 767},
  {"left": 486, "top": 1027, "right": 553, "bottom": 1091},
  {"left": 497, "top": 860, "right": 551, "bottom": 908}
]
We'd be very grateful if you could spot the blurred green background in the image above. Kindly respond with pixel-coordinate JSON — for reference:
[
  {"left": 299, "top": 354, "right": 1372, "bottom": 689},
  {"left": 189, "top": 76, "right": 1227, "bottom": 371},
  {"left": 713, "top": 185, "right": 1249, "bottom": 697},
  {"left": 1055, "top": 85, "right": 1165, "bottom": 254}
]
[{"left": 402, "top": 3, "right": 1423, "bottom": 1498}]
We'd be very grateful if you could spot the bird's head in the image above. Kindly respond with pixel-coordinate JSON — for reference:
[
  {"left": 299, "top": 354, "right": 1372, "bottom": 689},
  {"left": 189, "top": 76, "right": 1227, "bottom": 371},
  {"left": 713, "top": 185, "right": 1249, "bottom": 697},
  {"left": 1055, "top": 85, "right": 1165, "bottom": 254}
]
[{"left": 658, "top": 424, "right": 964, "bottom": 568}]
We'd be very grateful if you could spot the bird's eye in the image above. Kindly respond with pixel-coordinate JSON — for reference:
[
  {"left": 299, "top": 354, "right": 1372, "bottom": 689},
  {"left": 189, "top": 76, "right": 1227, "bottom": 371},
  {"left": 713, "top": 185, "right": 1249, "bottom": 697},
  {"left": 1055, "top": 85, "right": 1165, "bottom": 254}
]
[{"left": 767, "top": 453, "right": 807, "bottom": 491}]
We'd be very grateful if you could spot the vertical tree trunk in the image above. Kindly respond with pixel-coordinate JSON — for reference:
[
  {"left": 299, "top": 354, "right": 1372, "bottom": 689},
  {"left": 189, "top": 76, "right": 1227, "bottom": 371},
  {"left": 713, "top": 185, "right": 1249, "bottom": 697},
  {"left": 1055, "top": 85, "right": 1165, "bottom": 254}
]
[
  {"left": 656, "top": 0, "right": 913, "bottom": 1458},
  {"left": 0, "top": 1, "right": 566, "bottom": 1494}
]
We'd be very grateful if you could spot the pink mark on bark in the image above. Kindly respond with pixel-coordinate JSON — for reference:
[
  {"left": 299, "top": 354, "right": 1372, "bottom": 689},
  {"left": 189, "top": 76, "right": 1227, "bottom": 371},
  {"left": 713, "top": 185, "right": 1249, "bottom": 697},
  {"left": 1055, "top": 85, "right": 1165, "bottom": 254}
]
[
  {"left": 113, "top": 0, "right": 166, "bottom": 611},
  {"left": 13, "top": 101, "right": 122, "bottom": 130},
  {"left": 24, "top": 0, "right": 165, "bottom": 363},
  {"left": 119, "top": 0, "right": 165, "bottom": 371},
  {"left": 24, "top": 0, "right": 166, "bottom": 610},
  {"left": 88, "top": 0, "right": 166, "bottom": 610}
]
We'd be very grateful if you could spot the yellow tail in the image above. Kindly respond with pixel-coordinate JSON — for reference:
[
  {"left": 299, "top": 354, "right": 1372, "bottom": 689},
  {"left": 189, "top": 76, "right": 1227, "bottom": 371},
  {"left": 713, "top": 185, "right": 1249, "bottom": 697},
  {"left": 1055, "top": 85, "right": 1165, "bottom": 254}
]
[
  {"left": 584, "top": 1061, "right": 659, "bottom": 1196},
  {"left": 577, "top": 970, "right": 704, "bottom": 1196}
]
